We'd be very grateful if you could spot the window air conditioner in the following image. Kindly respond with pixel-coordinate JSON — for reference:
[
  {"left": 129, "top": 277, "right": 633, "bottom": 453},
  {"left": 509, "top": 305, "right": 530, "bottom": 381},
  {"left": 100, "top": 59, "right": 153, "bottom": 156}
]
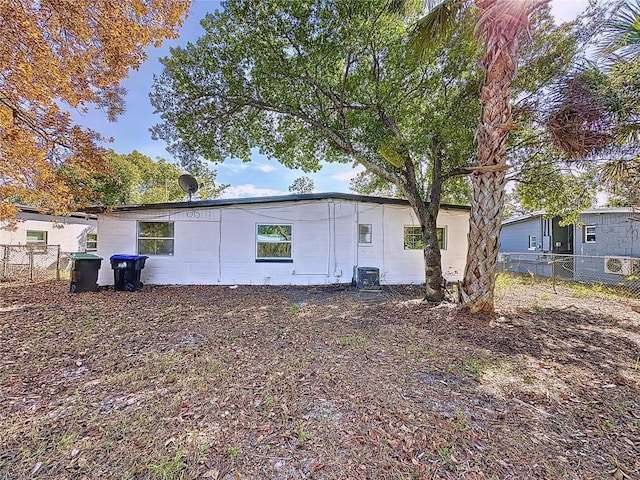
[{"left": 604, "top": 257, "right": 640, "bottom": 275}]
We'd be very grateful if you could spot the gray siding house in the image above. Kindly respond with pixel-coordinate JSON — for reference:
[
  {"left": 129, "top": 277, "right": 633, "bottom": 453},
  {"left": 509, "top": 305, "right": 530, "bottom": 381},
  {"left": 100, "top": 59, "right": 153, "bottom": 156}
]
[{"left": 500, "top": 208, "right": 640, "bottom": 282}]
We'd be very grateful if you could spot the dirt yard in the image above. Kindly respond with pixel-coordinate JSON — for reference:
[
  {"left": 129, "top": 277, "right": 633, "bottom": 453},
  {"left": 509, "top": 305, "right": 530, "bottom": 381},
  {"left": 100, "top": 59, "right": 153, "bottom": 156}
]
[{"left": 0, "top": 277, "right": 639, "bottom": 479}]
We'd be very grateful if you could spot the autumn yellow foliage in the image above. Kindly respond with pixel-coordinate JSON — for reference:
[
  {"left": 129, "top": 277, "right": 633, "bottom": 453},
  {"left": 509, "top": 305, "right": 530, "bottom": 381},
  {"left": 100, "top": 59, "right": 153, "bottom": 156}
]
[{"left": 0, "top": 0, "right": 191, "bottom": 220}]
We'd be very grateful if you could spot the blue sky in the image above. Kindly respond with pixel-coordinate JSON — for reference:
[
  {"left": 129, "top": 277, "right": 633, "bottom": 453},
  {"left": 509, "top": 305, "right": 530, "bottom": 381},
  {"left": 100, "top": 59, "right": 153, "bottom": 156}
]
[{"left": 73, "top": 0, "right": 590, "bottom": 199}]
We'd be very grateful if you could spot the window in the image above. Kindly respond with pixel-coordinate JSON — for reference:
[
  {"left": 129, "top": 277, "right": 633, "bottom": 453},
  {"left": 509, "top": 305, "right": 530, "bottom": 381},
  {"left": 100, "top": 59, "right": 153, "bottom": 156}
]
[
  {"left": 26, "top": 230, "right": 47, "bottom": 244},
  {"left": 358, "top": 224, "right": 372, "bottom": 244},
  {"left": 86, "top": 233, "right": 98, "bottom": 252},
  {"left": 137, "top": 221, "right": 174, "bottom": 255},
  {"left": 404, "top": 226, "right": 446, "bottom": 250},
  {"left": 528, "top": 235, "right": 537, "bottom": 250},
  {"left": 256, "top": 224, "right": 292, "bottom": 261},
  {"left": 584, "top": 225, "right": 596, "bottom": 243},
  {"left": 26, "top": 230, "right": 48, "bottom": 253}
]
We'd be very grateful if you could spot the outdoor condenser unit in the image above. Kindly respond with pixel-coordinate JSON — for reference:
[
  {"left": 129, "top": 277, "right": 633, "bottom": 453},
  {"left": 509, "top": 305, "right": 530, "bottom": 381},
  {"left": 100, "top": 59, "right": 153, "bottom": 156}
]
[
  {"left": 353, "top": 266, "right": 381, "bottom": 290},
  {"left": 604, "top": 257, "right": 639, "bottom": 276}
]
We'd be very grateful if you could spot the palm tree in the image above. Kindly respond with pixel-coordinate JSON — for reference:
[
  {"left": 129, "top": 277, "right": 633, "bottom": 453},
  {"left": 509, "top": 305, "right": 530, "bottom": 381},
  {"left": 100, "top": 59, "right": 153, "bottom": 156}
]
[
  {"left": 548, "top": 1, "right": 640, "bottom": 207},
  {"left": 413, "top": 0, "right": 545, "bottom": 313},
  {"left": 602, "top": 0, "right": 640, "bottom": 59}
]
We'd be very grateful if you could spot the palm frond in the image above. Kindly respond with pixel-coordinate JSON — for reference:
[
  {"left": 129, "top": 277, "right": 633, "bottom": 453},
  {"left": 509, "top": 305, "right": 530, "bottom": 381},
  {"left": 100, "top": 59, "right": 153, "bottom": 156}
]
[
  {"left": 411, "top": 0, "right": 469, "bottom": 58},
  {"left": 613, "top": 121, "right": 640, "bottom": 144},
  {"left": 546, "top": 66, "right": 618, "bottom": 158},
  {"left": 386, "top": 0, "right": 425, "bottom": 16},
  {"left": 600, "top": 0, "right": 640, "bottom": 59},
  {"left": 596, "top": 157, "right": 640, "bottom": 204}
]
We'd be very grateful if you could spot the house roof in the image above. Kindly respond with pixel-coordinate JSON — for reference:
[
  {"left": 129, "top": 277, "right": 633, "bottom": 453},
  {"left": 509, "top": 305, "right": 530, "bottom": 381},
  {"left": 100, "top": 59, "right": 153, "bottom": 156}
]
[
  {"left": 85, "top": 192, "right": 471, "bottom": 214},
  {"left": 16, "top": 205, "right": 97, "bottom": 220},
  {"left": 501, "top": 212, "right": 544, "bottom": 226},
  {"left": 502, "top": 207, "right": 638, "bottom": 226}
]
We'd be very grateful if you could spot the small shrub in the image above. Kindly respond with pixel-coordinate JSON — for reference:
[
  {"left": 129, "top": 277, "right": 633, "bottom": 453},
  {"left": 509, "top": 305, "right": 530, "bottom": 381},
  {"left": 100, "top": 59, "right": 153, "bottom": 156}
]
[
  {"left": 147, "top": 450, "right": 185, "bottom": 480},
  {"left": 297, "top": 424, "right": 313, "bottom": 446}
]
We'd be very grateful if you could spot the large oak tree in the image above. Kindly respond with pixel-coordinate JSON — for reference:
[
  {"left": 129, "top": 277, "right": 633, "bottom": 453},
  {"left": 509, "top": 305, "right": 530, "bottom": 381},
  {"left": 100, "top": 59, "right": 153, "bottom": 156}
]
[
  {"left": 151, "top": 0, "right": 573, "bottom": 301},
  {"left": 151, "top": 0, "right": 482, "bottom": 301}
]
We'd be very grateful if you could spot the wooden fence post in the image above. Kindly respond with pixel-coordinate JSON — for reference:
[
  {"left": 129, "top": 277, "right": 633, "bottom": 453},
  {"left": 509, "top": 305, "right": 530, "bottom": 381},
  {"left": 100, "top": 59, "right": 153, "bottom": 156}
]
[
  {"left": 1, "top": 246, "right": 7, "bottom": 280},
  {"left": 56, "top": 245, "right": 61, "bottom": 281}
]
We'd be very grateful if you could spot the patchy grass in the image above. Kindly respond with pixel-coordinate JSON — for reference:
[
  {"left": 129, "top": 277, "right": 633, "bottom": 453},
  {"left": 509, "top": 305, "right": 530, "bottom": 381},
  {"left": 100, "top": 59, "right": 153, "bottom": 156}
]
[{"left": 0, "top": 282, "right": 639, "bottom": 479}]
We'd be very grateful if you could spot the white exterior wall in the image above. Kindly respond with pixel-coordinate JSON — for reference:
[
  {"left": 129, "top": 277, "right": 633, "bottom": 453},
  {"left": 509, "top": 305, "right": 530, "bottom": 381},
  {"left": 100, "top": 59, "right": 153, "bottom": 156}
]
[
  {"left": 96, "top": 198, "right": 469, "bottom": 286},
  {"left": 0, "top": 213, "right": 96, "bottom": 253},
  {"left": 355, "top": 203, "right": 468, "bottom": 283}
]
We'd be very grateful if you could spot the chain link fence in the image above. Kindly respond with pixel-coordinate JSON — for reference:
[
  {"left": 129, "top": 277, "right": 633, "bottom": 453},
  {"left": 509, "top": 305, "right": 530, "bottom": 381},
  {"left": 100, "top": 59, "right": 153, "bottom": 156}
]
[
  {"left": 499, "top": 252, "right": 640, "bottom": 297},
  {"left": 0, "top": 245, "right": 72, "bottom": 283}
]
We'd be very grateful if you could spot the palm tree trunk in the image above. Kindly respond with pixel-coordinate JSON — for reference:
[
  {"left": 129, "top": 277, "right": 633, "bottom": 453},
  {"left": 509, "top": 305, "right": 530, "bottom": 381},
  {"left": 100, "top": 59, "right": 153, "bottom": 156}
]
[
  {"left": 459, "top": 0, "right": 533, "bottom": 313},
  {"left": 459, "top": 166, "right": 507, "bottom": 313},
  {"left": 459, "top": 62, "right": 512, "bottom": 312}
]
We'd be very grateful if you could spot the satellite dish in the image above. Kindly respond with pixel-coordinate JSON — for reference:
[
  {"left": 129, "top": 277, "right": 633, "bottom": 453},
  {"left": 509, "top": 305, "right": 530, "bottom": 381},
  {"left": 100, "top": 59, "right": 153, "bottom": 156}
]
[{"left": 178, "top": 174, "right": 199, "bottom": 201}]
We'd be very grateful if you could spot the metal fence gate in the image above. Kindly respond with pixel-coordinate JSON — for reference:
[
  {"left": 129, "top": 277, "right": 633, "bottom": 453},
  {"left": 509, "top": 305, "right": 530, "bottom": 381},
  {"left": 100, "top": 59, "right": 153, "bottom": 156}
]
[{"left": 0, "top": 245, "right": 71, "bottom": 283}]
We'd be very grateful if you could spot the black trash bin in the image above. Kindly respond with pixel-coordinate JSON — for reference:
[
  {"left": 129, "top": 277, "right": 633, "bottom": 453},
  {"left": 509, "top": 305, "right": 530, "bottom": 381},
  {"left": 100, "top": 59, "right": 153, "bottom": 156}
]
[
  {"left": 70, "top": 253, "right": 102, "bottom": 293},
  {"left": 110, "top": 254, "right": 148, "bottom": 292}
]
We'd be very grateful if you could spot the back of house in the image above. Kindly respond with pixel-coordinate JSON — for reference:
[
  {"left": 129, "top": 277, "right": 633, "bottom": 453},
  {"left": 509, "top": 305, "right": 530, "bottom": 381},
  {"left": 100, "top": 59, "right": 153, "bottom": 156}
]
[{"left": 94, "top": 193, "right": 470, "bottom": 287}]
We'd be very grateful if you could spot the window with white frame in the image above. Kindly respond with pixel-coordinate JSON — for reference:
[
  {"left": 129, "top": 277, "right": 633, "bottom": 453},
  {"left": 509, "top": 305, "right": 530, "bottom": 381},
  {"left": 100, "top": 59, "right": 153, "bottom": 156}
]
[
  {"left": 26, "top": 230, "right": 47, "bottom": 244},
  {"left": 404, "top": 226, "right": 446, "bottom": 250},
  {"left": 584, "top": 225, "right": 596, "bottom": 243},
  {"left": 86, "top": 233, "right": 98, "bottom": 252},
  {"left": 256, "top": 224, "right": 292, "bottom": 261},
  {"left": 137, "top": 221, "right": 174, "bottom": 255},
  {"left": 528, "top": 235, "right": 537, "bottom": 250},
  {"left": 358, "top": 224, "right": 372, "bottom": 244}
]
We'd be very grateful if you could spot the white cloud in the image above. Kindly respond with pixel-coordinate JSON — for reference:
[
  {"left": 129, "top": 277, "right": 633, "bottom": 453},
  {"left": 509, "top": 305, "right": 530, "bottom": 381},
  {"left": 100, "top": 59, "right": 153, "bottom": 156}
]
[
  {"left": 256, "top": 164, "right": 277, "bottom": 173},
  {"left": 217, "top": 162, "right": 250, "bottom": 173},
  {"left": 331, "top": 165, "right": 365, "bottom": 182},
  {"left": 220, "top": 184, "right": 288, "bottom": 199}
]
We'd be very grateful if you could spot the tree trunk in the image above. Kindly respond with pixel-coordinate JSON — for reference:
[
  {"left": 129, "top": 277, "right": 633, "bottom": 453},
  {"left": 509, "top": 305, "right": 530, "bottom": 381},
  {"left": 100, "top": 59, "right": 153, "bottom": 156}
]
[
  {"left": 459, "top": 168, "right": 507, "bottom": 313},
  {"left": 421, "top": 204, "right": 445, "bottom": 302},
  {"left": 459, "top": 1, "right": 528, "bottom": 313},
  {"left": 403, "top": 175, "right": 444, "bottom": 303}
]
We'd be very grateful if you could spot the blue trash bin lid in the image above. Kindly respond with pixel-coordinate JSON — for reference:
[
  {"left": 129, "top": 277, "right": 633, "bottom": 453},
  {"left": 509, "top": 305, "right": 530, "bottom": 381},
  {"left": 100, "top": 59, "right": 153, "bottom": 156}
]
[{"left": 110, "top": 254, "right": 149, "bottom": 261}]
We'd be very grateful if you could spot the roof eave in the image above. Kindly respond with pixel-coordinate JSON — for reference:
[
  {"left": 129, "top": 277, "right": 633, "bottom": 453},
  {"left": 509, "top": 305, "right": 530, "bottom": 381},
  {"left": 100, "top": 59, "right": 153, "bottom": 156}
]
[{"left": 85, "top": 192, "right": 471, "bottom": 214}]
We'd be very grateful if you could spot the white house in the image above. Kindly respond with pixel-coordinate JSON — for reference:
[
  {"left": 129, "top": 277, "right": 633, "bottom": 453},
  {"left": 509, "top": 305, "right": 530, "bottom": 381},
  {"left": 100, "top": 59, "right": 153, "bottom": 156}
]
[
  {"left": 0, "top": 206, "right": 97, "bottom": 253},
  {"left": 93, "top": 193, "right": 470, "bottom": 286}
]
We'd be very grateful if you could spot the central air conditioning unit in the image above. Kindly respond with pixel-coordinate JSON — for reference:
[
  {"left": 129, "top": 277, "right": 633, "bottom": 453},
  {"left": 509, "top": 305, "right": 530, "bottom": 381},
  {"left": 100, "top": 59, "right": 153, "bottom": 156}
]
[
  {"left": 604, "top": 257, "right": 640, "bottom": 275},
  {"left": 353, "top": 266, "right": 381, "bottom": 290}
]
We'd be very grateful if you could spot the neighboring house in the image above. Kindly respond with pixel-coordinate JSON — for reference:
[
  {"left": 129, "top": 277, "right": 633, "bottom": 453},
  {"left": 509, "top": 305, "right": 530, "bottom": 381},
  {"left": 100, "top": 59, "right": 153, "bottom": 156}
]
[
  {"left": 0, "top": 206, "right": 97, "bottom": 253},
  {"left": 92, "top": 193, "right": 470, "bottom": 287},
  {"left": 500, "top": 208, "right": 640, "bottom": 281}
]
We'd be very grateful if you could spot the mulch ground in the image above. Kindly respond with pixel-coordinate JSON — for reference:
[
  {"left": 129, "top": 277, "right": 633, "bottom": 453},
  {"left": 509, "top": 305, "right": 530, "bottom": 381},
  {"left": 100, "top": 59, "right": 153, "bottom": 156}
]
[{"left": 0, "top": 278, "right": 638, "bottom": 479}]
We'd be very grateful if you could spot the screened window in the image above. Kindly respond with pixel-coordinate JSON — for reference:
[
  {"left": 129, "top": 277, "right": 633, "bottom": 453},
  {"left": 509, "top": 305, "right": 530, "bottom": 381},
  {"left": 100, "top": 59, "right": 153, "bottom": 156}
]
[
  {"left": 358, "top": 224, "right": 372, "bottom": 244},
  {"left": 256, "top": 224, "right": 292, "bottom": 261},
  {"left": 584, "top": 225, "right": 596, "bottom": 243},
  {"left": 404, "top": 226, "right": 446, "bottom": 250},
  {"left": 26, "top": 230, "right": 47, "bottom": 244},
  {"left": 86, "top": 233, "right": 98, "bottom": 252},
  {"left": 137, "top": 221, "right": 174, "bottom": 255},
  {"left": 528, "top": 235, "right": 537, "bottom": 250}
]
